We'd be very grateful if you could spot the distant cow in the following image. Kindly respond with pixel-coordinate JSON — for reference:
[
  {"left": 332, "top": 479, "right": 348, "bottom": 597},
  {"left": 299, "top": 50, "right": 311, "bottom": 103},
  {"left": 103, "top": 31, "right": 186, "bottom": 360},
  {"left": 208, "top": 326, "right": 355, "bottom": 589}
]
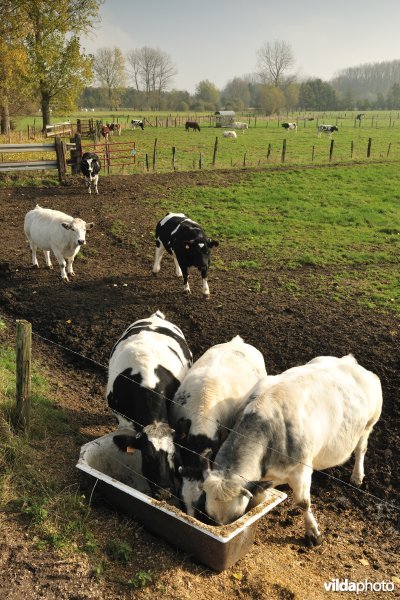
[
  {"left": 152, "top": 212, "right": 219, "bottom": 298},
  {"left": 317, "top": 124, "right": 338, "bottom": 138},
  {"left": 201, "top": 354, "right": 382, "bottom": 546},
  {"left": 282, "top": 122, "right": 297, "bottom": 132},
  {"left": 185, "top": 121, "right": 200, "bottom": 132},
  {"left": 101, "top": 125, "right": 110, "bottom": 139},
  {"left": 232, "top": 122, "right": 249, "bottom": 131},
  {"left": 131, "top": 119, "right": 144, "bottom": 130},
  {"left": 80, "top": 152, "right": 101, "bottom": 195},
  {"left": 223, "top": 130, "right": 237, "bottom": 138},
  {"left": 356, "top": 113, "right": 365, "bottom": 122},
  {"left": 24, "top": 205, "right": 94, "bottom": 281},
  {"left": 107, "top": 122, "right": 121, "bottom": 135},
  {"left": 171, "top": 336, "right": 267, "bottom": 516},
  {"left": 107, "top": 311, "right": 193, "bottom": 499}
]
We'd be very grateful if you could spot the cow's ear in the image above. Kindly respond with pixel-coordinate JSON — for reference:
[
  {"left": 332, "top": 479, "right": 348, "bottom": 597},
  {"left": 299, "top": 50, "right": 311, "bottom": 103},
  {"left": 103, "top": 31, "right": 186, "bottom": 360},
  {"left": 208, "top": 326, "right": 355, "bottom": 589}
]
[
  {"left": 174, "top": 417, "right": 191, "bottom": 441},
  {"left": 86, "top": 222, "right": 94, "bottom": 230},
  {"left": 113, "top": 433, "right": 145, "bottom": 452},
  {"left": 246, "top": 480, "right": 272, "bottom": 495},
  {"left": 62, "top": 222, "right": 73, "bottom": 230},
  {"left": 208, "top": 239, "right": 219, "bottom": 248}
]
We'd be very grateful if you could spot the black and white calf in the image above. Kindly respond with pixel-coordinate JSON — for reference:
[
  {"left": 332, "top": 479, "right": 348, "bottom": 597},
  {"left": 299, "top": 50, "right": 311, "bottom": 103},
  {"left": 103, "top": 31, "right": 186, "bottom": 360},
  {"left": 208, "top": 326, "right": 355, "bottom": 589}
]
[
  {"left": 317, "top": 124, "right": 339, "bottom": 138},
  {"left": 282, "top": 122, "right": 297, "bottom": 132},
  {"left": 152, "top": 213, "right": 219, "bottom": 298},
  {"left": 170, "top": 335, "right": 267, "bottom": 516},
  {"left": 80, "top": 152, "right": 101, "bottom": 194},
  {"left": 131, "top": 119, "right": 144, "bottom": 130},
  {"left": 201, "top": 354, "right": 382, "bottom": 546},
  {"left": 106, "top": 311, "right": 193, "bottom": 499}
]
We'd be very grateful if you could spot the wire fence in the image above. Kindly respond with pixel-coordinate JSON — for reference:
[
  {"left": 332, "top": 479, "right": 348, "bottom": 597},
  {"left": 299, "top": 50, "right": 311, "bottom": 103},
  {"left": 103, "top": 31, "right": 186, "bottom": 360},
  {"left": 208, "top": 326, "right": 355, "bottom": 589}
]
[{"left": 22, "top": 327, "right": 399, "bottom": 528}]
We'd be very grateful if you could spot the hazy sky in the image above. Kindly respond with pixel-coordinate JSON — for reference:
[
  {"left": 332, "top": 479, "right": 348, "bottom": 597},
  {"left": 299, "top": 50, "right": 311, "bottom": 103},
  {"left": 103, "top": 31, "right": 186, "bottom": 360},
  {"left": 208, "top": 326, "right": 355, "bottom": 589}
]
[{"left": 81, "top": 0, "right": 400, "bottom": 93}]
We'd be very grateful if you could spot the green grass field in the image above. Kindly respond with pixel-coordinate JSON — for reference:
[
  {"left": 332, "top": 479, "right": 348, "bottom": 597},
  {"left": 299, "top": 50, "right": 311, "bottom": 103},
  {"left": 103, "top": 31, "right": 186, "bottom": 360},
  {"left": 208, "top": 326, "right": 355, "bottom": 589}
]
[{"left": 3, "top": 110, "right": 400, "bottom": 174}]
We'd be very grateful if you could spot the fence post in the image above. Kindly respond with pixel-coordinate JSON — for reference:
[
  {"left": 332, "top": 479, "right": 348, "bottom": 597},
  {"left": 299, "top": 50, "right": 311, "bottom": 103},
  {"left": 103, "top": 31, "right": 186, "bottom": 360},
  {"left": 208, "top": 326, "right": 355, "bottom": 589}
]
[
  {"left": 199, "top": 153, "right": 203, "bottom": 169},
  {"left": 351, "top": 141, "right": 354, "bottom": 159},
  {"left": 281, "top": 139, "right": 286, "bottom": 163},
  {"left": 267, "top": 143, "right": 271, "bottom": 161},
  {"left": 55, "top": 136, "right": 67, "bottom": 183},
  {"left": 153, "top": 138, "right": 158, "bottom": 170},
  {"left": 15, "top": 319, "right": 31, "bottom": 432},
  {"left": 243, "top": 152, "right": 247, "bottom": 167},
  {"left": 329, "top": 139, "right": 334, "bottom": 161},
  {"left": 387, "top": 142, "right": 391, "bottom": 158},
  {"left": 212, "top": 136, "right": 218, "bottom": 166},
  {"left": 312, "top": 145, "right": 315, "bottom": 162},
  {"left": 367, "top": 138, "right": 372, "bottom": 158},
  {"left": 172, "top": 146, "right": 176, "bottom": 170},
  {"left": 145, "top": 153, "right": 149, "bottom": 172}
]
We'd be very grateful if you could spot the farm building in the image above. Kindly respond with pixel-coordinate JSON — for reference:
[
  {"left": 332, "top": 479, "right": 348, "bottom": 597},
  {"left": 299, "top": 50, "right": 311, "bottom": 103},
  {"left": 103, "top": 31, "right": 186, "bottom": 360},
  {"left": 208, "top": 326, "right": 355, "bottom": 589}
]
[{"left": 215, "top": 110, "right": 235, "bottom": 127}]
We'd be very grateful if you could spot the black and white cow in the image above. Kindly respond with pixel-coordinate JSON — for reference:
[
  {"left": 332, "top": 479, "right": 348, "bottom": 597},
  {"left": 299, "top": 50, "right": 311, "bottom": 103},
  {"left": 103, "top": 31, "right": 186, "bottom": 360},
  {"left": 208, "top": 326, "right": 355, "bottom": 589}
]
[
  {"left": 107, "top": 122, "right": 121, "bottom": 135},
  {"left": 106, "top": 311, "right": 193, "bottom": 499},
  {"left": 317, "top": 124, "right": 339, "bottom": 138},
  {"left": 152, "top": 213, "right": 219, "bottom": 298},
  {"left": 80, "top": 152, "right": 101, "bottom": 195},
  {"left": 131, "top": 119, "right": 144, "bottom": 130},
  {"left": 170, "top": 335, "right": 267, "bottom": 516},
  {"left": 282, "top": 122, "right": 297, "bottom": 132},
  {"left": 201, "top": 354, "right": 382, "bottom": 546}
]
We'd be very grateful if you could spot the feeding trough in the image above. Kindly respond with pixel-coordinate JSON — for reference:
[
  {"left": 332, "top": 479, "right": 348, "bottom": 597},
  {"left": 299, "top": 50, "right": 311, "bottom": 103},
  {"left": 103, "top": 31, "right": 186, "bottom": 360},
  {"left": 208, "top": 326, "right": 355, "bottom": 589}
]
[{"left": 76, "top": 432, "right": 287, "bottom": 571}]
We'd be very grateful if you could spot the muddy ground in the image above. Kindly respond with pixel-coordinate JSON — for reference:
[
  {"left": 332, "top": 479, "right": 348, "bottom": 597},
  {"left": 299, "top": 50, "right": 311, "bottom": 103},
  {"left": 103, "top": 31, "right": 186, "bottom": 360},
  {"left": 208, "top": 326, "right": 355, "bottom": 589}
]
[{"left": 0, "top": 171, "right": 398, "bottom": 599}]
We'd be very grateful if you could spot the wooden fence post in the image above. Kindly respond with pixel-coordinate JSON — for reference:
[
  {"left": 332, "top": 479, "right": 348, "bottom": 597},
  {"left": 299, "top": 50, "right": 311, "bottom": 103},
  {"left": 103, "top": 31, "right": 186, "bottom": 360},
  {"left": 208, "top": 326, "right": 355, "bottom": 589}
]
[
  {"left": 15, "top": 319, "right": 31, "bottom": 432},
  {"left": 212, "top": 136, "right": 218, "bottom": 166},
  {"left": 351, "top": 141, "right": 354, "bottom": 159},
  {"left": 267, "top": 144, "right": 271, "bottom": 161},
  {"left": 387, "top": 143, "right": 391, "bottom": 158},
  {"left": 153, "top": 138, "right": 158, "bottom": 170},
  {"left": 145, "top": 153, "right": 149, "bottom": 172},
  {"left": 172, "top": 146, "right": 176, "bottom": 169},
  {"left": 312, "top": 145, "right": 315, "bottom": 162},
  {"left": 329, "top": 139, "right": 334, "bottom": 161},
  {"left": 243, "top": 152, "right": 247, "bottom": 167},
  {"left": 55, "top": 136, "right": 67, "bottom": 183},
  {"left": 281, "top": 139, "right": 286, "bottom": 163},
  {"left": 367, "top": 138, "right": 372, "bottom": 158}
]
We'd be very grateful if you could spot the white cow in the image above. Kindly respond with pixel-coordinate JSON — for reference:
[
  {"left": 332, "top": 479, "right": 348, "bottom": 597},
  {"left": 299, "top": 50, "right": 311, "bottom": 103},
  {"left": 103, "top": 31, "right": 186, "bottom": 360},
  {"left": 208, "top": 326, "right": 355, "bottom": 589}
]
[
  {"left": 202, "top": 354, "right": 382, "bottom": 546},
  {"left": 233, "top": 122, "right": 249, "bottom": 131},
  {"left": 223, "top": 130, "right": 237, "bottom": 139},
  {"left": 170, "top": 335, "right": 267, "bottom": 515},
  {"left": 24, "top": 205, "right": 94, "bottom": 281}
]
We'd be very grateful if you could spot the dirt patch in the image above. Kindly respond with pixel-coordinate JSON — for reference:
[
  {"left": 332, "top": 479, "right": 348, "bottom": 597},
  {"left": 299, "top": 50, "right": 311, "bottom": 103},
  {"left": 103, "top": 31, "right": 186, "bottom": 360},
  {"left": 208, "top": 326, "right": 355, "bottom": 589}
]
[{"left": 0, "top": 172, "right": 399, "bottom": 599}]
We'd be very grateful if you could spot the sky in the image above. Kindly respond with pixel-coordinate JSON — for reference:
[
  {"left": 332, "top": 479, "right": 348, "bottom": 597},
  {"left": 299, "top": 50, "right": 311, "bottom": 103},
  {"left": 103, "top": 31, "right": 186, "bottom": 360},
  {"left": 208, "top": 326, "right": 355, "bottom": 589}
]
[{"left": 81, "top": 0, "right": 400, "bottom": 94}]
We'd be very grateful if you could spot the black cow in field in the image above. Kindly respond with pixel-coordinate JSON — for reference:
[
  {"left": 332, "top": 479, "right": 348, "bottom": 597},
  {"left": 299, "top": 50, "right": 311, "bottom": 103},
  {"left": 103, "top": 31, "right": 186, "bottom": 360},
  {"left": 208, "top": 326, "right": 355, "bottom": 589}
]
[
  {"left": 185, "top": 121, "right": 200, "bottom": 132},
  {"left": 152, "top": 213, "right": 219, "bottom": 298},
  {"left": 80, "top": 152, "right": 101, "bottom": 194}
]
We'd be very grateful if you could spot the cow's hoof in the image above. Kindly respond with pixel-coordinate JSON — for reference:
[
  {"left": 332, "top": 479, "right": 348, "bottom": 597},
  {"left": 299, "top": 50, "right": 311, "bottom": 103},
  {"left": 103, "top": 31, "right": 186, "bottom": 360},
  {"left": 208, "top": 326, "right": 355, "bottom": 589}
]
[
  {"left": 304, "top": 531, "right": 323, "bottom": 547},
  {"left": 203, "top": 294, "right": 210, "bottom": 301},
  {"left": 152, "top": 271, "right": 158, "bottom": 277},
  {"left": 68, "top": 272, "right": 76, "bottom": 278}
]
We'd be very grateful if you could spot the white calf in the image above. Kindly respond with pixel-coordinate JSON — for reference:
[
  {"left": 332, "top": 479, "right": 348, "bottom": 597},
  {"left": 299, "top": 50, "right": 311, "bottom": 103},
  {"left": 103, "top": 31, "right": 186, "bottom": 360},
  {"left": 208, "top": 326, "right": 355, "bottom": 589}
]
[
  {"left": 233, "top": 122, "right": 249, "bottom": 131},
  {"left": 24, "top": 205, "right": 94, "bottom": 281},
  {"left": 202, "top": 354, "right": 382, "bottom": 546},
  {"left": 223, "top": 131, "right": 237, "bottom": 139}
]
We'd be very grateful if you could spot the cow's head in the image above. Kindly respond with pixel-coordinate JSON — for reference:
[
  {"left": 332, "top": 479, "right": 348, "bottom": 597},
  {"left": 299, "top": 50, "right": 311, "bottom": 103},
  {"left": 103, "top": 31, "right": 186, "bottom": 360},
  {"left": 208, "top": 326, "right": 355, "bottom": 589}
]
[
  {"left": 183, "top": 234, "right": 219, "bottom": 269},
  {"left": 62, "top": 218, "right": 94, "bottom": 246},
  {"left": 113, "top": 421, "right": 177, "bottom": 499}
]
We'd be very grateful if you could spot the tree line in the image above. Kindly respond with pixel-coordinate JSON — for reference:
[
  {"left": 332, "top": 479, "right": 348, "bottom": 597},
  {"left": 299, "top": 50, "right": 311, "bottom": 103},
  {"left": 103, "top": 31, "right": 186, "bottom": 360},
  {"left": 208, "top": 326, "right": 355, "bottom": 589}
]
[{"left": 1, "top": 4, "right": 400, "bottom": 134}]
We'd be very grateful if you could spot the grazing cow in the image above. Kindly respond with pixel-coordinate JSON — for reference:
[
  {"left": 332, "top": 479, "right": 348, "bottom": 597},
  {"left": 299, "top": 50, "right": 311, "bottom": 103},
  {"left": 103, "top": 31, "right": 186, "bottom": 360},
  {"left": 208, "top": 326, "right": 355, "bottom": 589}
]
[
  {"left": 80, "top": 152, "right": 101, "bottom": 195},
  {"left": 107, "top": 122, "right": 121, "bottom": 136},
  {"left": 107, "top": 311, "right": 193, "bottom": 499},
  {"left": 24, "top": 205, "right": 94, "bottom": 281},
  {"left": 171, "top": 336, "right": 267, "bottom": 516},
  {"left": 317, "top": 124, "right": 339, "bottom": 138},
  {"left": 131, "top": 119, "right": 144, "bottom": 130},
  {"left": 282, "top": 122, "right": 297, "bottom": 132},
  {"left": 201, "top": 354, "right": 382, "bottom": 546},
  {"left": 101, "top": 125, "right": 110, "bottom": 139},
  {"left": 232, "top": 122, "right": 249, "bottom": 131},
  {"left": 185, "top": 121, "right": 201, "bottom": 132},
  {"left": 356, "top": 113, "right": 365, "bottom": 121},
  {"left": 223, "top": 130, "right": 237, "bottom": 138},
  {"left": 152, "top": 213, "right": 219, "bottom": 298}
]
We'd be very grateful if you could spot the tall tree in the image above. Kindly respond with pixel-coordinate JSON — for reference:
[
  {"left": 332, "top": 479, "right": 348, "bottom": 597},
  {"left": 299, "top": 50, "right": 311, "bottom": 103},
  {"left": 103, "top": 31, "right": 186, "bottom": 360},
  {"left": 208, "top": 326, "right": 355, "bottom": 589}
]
[
  {"left": 195, "top": 80, "right": 220, "bottom": 109},
  {"left": 126, "top": 46, "right": 176, "bottom": 105},
  {"left": 93, "top": 47, "right": 126, "bottom": 110},
  {"left": 10, "top": 0, "right": 102, "bottom": 131},
  {"left": 257, "top": 40, "right": 294, "bottom": 87},
  {"left": 221, "top": 78, "right": 251, "bottom": 110}
]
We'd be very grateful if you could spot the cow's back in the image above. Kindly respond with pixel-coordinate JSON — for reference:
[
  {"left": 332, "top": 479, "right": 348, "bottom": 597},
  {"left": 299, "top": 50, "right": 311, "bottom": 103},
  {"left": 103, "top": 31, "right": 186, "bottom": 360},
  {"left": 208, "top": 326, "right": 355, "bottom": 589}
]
[{"left": 24, "top": 206, "right": 72, "bottom": 247}]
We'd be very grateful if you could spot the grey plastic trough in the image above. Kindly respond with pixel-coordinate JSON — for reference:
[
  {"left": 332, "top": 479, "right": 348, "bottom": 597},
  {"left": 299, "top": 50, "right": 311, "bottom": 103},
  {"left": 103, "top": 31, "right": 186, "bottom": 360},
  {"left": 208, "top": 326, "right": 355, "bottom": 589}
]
[{"left": 76, "top": 432, "right": 287, "bottom": 571}]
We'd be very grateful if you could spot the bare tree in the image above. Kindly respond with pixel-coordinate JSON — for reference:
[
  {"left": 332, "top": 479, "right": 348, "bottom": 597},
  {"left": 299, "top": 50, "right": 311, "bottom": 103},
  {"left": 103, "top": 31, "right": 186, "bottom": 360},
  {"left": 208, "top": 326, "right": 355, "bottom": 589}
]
[
  {"left": 93, "top": 47, "right": 126, "bottom": 109},
  {"left": 257, "top": 40, "right": 294, "bottom": 87},
  {"left": 126, "top": 46, "right": 176, "bottom": 103}
]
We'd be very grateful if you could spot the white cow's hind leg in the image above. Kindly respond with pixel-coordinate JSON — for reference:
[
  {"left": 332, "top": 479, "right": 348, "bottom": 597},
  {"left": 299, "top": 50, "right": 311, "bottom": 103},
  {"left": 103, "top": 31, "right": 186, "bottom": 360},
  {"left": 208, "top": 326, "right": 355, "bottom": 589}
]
[
  {"left": 152, "top": 242, "right": 166, "bottom": 275},
  {"left": 350, "top": 429, "right": 372, "bottom": 486},
  {"left": 30, "top": 242, "right": 39, "bottom": 267}
]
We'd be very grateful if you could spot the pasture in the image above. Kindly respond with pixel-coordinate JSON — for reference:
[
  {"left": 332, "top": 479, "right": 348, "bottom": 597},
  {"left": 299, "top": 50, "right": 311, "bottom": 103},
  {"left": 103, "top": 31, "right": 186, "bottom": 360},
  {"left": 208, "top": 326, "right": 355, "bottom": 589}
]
[
  {"left": 0, "top": 164, "right": 399, "bottom": 598},
  {"left": 3, "top": 110, "right": 400, "bottom": 177}
]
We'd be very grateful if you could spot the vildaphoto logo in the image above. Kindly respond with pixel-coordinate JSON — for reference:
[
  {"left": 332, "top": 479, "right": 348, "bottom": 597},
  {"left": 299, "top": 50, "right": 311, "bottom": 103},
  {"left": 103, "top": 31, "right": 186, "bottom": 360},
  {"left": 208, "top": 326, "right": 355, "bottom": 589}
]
[{"left": 324, "top": 579, "right": 396, "bottom": 594}]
